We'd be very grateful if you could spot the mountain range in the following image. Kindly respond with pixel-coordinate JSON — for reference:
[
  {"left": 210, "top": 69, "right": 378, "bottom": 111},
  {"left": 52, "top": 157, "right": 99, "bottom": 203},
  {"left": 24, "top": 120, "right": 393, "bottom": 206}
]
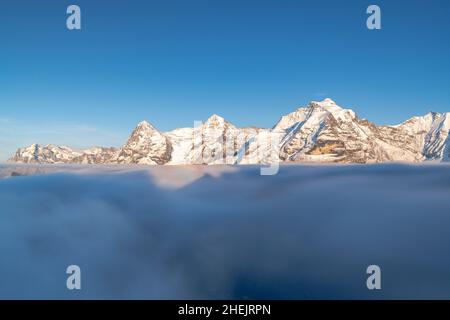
[{"left": 9, "top": 99, "right": 450, "bottom": 165}]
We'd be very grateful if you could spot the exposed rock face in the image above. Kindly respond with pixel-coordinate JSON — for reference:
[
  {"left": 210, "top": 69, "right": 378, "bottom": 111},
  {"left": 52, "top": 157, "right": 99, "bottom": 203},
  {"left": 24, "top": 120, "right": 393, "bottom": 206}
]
[
  {"left": 9, "top": 98, "right": 450, "bottom": 165},
  {"left": 111, "top": 121, "right": 172, "bottom": 165}
]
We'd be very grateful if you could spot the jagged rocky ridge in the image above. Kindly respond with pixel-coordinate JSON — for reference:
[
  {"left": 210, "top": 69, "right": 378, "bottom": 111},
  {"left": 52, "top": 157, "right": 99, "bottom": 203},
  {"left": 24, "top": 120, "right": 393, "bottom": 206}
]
[{"left": 9, "top": 99, "right": 450, "bottom": 165}]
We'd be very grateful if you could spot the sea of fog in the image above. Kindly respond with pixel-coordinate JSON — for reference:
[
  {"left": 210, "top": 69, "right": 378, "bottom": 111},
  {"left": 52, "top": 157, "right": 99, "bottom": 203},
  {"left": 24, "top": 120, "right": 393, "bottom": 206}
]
[{"left": 0, "top": 163, "right": 450, "bottom": 299}]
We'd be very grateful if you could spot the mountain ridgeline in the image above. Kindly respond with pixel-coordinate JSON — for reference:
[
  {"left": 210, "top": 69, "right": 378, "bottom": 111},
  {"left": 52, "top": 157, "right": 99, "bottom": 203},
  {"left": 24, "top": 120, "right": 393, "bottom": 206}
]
[{"left": 9, "top": 99, "right": 450, "bottom": 165}]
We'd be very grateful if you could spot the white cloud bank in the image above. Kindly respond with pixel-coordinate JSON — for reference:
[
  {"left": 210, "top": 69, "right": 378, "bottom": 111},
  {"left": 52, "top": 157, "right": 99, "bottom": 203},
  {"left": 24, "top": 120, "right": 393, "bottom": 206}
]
[{"left": 0, "top": 164, "right": 450, "bottom": 299}]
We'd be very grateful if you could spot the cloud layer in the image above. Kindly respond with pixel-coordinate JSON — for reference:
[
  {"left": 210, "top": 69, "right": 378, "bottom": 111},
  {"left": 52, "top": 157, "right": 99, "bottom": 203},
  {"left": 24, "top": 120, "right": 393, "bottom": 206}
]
[{"left": 1, "top": 164, "right": 450, "bottom": 299}]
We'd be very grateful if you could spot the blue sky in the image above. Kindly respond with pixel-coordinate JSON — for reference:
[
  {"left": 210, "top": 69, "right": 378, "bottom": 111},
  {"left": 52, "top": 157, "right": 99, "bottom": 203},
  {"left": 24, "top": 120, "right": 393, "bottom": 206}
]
[{"left": 1, "top": 0, "right": 450, "bottom": 160}]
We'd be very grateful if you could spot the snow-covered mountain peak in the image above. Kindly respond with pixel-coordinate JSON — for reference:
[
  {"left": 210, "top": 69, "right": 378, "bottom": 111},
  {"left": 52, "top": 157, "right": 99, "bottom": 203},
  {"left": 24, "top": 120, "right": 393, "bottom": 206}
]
[
  {"left": 274, "top": 99, "right": 356, "bottom": 131},
  {"left": 205, "top": 114, "right": 226, "bottom": 125},
  {"left": 126, "top": 120, "right": 163, "bottom": 144},
  {"left": 127, "top": 120, "right": 165, "bottom": 145},
  {"left": 203, "top": 114, "right": 237, "bottom": 131},
  {"left": 311, "top": 99, "right": 356, "bottom": 122},
  {"left": 112, "top": 120, "right": 172, "bottom": 165},
  {"left": 310, "top": 98, "right": 341, "bottom": 112},
  {"left": 396, "top": 112, "right": 442, "bottom": 129},
  {"left": 323, "top": 98, "right": 336, "bottom": 104},
  {"left": 311, "top": 98, "right": 338, "bottom": 107},
  {"left": 208, "top": 114, "right": 224, "bottom": 120},
  {"left": 135, "top": 120, "right": 156, "bottom": 131}
]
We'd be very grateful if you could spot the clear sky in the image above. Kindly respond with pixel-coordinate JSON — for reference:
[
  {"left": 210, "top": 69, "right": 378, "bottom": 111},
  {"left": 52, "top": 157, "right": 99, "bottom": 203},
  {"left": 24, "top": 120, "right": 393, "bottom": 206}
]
[{"left": 1, "top": 0, "right": 450, "bottom": 160}]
